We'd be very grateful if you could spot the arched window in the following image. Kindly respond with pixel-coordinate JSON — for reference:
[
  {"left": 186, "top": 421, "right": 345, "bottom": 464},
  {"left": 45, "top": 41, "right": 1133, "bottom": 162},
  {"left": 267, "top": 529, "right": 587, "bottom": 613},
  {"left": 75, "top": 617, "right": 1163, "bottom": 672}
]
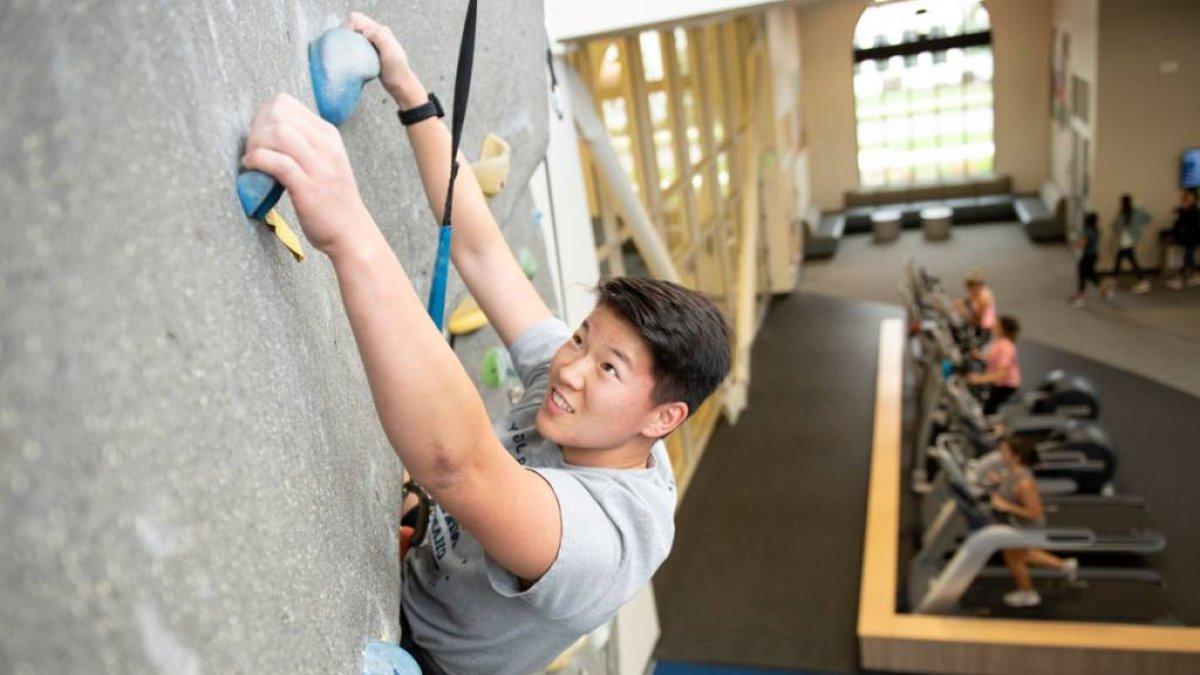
[{"left": 853, "top": 0, "right": 994, "bottom": 187}]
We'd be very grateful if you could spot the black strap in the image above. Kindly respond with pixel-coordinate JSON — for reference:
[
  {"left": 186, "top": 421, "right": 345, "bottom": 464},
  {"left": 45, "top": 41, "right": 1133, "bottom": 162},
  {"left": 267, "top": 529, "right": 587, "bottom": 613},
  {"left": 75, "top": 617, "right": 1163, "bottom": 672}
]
[
  {"left": 545, "top": 32, "right": 564, "bottom": 121},
  {"left": 439, "top": 0, "right": 478, "bottom": 229},
  {"left": 398, "top": 92, "right": 445, "bottom": 126}
]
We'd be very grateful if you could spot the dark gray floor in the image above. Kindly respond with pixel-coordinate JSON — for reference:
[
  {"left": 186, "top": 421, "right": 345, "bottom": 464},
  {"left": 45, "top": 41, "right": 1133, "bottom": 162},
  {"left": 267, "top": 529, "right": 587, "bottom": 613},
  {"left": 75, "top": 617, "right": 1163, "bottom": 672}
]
[
  {"left": 653, "top": 293, "right": 903, "bottom": 673},
  {"left": 653, "top": 291, "right": 1200, "bottom": 675},
  {"left": 1017, "top": 340, "right": 1200, "bottom": 624}
]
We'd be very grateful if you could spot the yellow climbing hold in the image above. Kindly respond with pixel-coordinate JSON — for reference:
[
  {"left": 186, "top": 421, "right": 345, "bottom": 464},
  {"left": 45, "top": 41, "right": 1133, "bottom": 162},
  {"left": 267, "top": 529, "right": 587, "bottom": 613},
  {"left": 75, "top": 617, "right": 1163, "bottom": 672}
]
[
  {"left": 264, "top": 209, "right": 306, "bottom": 261},
  {"left": 471, "top": 133, "right": 511, "bottom": 197},
  {"left": 447, "top": 295, "right": 489, "bottom": 336}
]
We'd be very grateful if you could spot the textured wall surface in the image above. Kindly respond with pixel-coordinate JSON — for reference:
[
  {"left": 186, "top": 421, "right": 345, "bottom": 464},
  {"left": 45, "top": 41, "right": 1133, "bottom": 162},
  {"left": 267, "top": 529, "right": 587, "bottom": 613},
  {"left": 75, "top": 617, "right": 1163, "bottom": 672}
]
[{"left": 0, "top": 1, "right": 548, "bottom": 673}]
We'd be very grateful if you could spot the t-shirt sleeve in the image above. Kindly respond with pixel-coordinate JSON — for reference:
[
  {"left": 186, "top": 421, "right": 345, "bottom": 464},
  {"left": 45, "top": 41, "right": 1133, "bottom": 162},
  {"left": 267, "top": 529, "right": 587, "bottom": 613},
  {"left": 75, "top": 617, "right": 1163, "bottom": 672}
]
[
  {"left": 507, "top": 318, "right": 572, "bottom": 408},
  {"left": 483, "top": 468, "right": 623, "bottom": 619}
]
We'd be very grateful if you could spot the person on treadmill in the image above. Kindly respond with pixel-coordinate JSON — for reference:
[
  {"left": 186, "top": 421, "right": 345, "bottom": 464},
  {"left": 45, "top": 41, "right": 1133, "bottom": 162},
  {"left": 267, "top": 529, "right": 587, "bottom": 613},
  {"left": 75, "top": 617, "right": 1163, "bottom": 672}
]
[
  {"left": 966, "top": 315, "right": 1021, "bottom": 415},
  {"left": 954, "top": 269, "right": 997, "bottom": 344},
  {"left": 988, "top": 436, "right": 1079, "bottom": 608}
]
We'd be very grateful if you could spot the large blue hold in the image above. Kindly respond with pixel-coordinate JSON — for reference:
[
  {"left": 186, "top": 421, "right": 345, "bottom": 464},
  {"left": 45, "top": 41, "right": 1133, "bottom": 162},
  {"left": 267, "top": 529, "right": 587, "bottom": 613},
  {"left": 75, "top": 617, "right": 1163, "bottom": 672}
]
[
  {"left": 362, "top": 641, "right": 421, "bottom": 675},
  {"left": 309, "top": 27, "right": 382, "bottom": 125},
  {"left": 236, "top": 27, "right": 381, "bottom": 219}
]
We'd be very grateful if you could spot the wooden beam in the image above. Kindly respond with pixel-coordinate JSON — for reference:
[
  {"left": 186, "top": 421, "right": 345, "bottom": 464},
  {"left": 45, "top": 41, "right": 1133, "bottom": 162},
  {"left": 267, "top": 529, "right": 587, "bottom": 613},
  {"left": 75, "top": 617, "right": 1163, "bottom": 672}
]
[
  {"left": 661, "top": 29, "right": 702, "bottom": 285},
  {"left": 622, "top": 35, "right": 664, "bottom": 226},
  {"left": 687, "top": 25, "right": 726, "bottom": 300},
  {"left": 713, "top": 22, "right": 742, "bottom": 316},
  {"left": 723, "top": 44, "right": 761, "bottom": 424}
]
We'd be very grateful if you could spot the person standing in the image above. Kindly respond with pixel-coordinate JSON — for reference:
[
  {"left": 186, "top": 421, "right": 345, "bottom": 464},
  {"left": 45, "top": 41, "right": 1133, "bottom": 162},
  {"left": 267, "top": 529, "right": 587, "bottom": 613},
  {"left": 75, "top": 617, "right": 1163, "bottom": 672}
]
[
  {"left": 1070, "top": 212, "right": 1110, "bottom": 307},
  {"left": 1165, "top": 188, "right": 1200, "bottom": 290},
  {"left": 1112, "top": 194, "right": 1151, "bottom": 294}
]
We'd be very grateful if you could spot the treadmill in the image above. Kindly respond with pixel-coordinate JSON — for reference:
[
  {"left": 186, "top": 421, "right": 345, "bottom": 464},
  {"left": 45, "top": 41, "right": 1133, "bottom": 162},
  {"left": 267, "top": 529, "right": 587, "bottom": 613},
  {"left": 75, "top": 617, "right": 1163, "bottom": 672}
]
[
  {"left": 909, "top": 457, "right": 1177, "bottom": 624},
  {"left": 919, "top": 438, "right": 1165, "bottom": 558},
  {"left": 914, "top": 374, "right": 1117, "bottom": 495}
]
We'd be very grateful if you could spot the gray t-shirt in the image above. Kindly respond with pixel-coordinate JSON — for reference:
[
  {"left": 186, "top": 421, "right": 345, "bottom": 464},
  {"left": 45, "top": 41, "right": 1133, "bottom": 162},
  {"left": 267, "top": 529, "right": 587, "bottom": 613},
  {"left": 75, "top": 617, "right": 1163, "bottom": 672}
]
[{"left": 402, "top": 318, "right": 677, "bottom": 674}]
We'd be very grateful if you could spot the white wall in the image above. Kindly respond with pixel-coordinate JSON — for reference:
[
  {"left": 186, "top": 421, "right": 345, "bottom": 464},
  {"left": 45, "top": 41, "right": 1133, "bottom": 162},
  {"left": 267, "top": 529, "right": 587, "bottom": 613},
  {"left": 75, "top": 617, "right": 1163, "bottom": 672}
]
[
  {"left": 1092, "top": 0, "right": 1200, "bottom": 267},
  {"left": 799, "top": 0, "right": 1054, "bottom": 210},
  {"left": 530, "top": 53, "right": 602, "bottom": 327}
]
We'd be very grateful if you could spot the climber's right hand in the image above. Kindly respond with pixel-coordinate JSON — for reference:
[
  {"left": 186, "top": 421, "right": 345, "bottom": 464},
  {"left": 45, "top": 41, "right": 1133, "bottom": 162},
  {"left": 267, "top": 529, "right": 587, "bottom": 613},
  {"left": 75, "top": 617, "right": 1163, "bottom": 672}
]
[{"left": 242, "top": 93, "right": 375, "bottom": 260}]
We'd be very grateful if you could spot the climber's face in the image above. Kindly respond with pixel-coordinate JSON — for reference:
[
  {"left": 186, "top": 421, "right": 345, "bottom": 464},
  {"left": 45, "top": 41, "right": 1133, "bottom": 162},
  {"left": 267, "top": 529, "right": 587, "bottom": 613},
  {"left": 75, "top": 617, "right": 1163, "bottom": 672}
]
[{"left": 536, "top": 305, "right": 681, "bottom": 461}]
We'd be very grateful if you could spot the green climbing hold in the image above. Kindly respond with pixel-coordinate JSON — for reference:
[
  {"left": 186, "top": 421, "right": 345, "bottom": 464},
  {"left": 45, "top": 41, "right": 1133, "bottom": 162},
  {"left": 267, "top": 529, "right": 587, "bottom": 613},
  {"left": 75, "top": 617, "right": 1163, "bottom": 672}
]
[
  {"left": 480, "top": 346, "right": 516, "bottom": 389},
  {"left": 518, "top": 247, "right": 538, "bottom": 280}
]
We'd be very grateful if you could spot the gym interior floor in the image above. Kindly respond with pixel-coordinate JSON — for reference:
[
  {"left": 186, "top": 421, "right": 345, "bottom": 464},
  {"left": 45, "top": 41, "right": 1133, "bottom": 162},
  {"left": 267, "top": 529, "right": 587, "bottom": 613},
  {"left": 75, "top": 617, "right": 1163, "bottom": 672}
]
[
  {"left": 803, "top": 222, "right": 1200, "bottom": 398},
  {"left": 653, "top": 223, "right": 1200, "bottom": 672}
]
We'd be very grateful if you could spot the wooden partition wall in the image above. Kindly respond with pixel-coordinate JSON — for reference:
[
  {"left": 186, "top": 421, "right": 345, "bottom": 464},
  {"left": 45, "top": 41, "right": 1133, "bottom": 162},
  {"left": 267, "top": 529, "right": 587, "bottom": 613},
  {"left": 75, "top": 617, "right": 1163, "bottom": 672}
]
[{"left": 564, "top": 11, "right": 802, "bottom": 497}]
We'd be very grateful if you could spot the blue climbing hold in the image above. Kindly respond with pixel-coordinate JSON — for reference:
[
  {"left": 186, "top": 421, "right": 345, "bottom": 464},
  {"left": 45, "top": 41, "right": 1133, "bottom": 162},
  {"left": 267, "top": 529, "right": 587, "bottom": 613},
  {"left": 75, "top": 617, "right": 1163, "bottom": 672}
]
[
  {"left": 237, "top": 27, "right": 380, "bottom": 219},
  {"left": 362, "top": 640, "right": 421, "bottom": 675},
  {"left": 310, "top": 27, "right": 382, "bottom": 125},
  {"left": 236, "top": 169, "right": 286, "bottom": 220}
]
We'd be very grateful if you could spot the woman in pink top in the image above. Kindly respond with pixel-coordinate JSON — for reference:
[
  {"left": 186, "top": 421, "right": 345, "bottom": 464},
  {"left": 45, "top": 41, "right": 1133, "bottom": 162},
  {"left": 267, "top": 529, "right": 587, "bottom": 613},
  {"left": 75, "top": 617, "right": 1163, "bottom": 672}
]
[
  {"left": 956, "top": 270, "right": 997, "bottom": 342},
  {"left": 968, "top": 315, "right": 1022, "bottom": 415}
]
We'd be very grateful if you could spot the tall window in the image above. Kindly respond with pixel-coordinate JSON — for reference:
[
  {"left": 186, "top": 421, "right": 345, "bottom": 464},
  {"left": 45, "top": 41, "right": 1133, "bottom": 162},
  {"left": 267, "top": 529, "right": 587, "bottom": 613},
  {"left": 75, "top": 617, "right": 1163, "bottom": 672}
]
[{"left": 853, "top": 0, "right": 993, "bottom": 188}]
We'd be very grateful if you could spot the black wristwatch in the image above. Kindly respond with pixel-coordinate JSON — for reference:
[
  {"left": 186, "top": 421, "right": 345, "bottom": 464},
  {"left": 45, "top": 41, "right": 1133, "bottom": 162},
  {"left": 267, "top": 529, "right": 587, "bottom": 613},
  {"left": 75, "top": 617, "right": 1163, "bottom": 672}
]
[{"left": 398, "top": 93, "right": 444, "bottom": 126}]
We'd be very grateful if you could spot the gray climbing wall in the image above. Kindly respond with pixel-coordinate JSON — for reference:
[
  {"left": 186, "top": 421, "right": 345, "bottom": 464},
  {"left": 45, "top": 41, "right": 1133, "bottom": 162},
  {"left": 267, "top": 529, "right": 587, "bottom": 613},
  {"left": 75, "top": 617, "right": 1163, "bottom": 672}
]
[{"left": 0, "top": 1, "right": 549, "bottom": 673}]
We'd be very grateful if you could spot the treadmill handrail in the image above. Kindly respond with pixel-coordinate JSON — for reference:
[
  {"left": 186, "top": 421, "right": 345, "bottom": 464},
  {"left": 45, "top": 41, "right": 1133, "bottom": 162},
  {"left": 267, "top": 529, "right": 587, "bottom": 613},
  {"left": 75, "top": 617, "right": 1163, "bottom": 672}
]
[{"left": 917, "top": 525, "right": 1097, "bottom": 614}]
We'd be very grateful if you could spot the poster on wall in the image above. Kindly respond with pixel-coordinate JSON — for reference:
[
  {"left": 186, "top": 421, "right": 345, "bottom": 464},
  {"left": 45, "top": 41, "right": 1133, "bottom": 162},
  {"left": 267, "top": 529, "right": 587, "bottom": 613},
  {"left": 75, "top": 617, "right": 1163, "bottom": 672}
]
[{"left": 1052, "top": 31, "right": 1070, "bottom": 127}]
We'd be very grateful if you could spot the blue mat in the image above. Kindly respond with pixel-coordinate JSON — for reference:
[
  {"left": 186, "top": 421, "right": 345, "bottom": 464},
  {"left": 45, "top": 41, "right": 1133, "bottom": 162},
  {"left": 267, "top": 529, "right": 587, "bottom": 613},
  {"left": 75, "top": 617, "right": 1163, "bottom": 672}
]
[{"left": 654, "top": 661, "right": 827, "bottom": 674}]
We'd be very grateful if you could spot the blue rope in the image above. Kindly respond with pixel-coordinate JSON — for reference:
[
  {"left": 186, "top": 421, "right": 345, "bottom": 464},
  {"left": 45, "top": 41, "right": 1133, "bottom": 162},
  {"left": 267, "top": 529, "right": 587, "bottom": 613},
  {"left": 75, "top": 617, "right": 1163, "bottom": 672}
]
[
  {"left": 426, "top": 0, "right": 477, "bottom": 330},
  {"left": 427, "top": 225, "right": 454, "bottom": 329}
]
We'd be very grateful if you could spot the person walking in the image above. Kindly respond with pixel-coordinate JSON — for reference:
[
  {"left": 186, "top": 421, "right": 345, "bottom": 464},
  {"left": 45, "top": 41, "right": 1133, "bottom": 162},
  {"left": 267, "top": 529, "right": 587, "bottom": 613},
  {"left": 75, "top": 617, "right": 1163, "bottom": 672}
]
[
  {"left": 1070, "top": 212, "right": 1110, "bottom": 307},
  {"left": 1112, "top": 194, "right": 1151, "bottom": 294}
]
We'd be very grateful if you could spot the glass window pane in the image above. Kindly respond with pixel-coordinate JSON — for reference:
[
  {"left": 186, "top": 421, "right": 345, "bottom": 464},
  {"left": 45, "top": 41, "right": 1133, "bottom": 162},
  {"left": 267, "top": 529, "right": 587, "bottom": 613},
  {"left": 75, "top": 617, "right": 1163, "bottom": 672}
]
[
  {"left": 717, "top": 152, "right": 731, "bottom": 198},
  {"left": 601, "top": 98, "right": 627, "bottom": 134},
  {"left": 640, "top": 31, "right": 664, "bottom": 82},
  {"left": 674, "top": 27, "right": 690, "bottom": 77},
  {"left": 683, "top": 91, "right": 702, "bottom": 166},
  {"left": 854, "top": 1, "right": 994, "bottom": 187}
]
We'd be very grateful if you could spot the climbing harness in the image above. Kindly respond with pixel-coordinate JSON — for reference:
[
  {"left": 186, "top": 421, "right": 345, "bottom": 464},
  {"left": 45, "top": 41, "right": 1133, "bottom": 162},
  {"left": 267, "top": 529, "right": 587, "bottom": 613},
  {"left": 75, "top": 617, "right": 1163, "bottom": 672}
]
[{"left": 400, "top": 480, "right": 433, "bottom": 558}]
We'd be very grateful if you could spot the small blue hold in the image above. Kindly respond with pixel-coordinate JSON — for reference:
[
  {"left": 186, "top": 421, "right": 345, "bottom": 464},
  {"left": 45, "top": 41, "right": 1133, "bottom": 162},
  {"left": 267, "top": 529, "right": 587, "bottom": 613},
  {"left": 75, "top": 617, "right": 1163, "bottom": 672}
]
[
  {"left": 236, "top": 169, "right": 285, "bottom": 219},
  {"left": 362, "top": 640, "right": 421, "bottom": 675},
  {"left": 310, "top": 27, "right": 381, "bottom": 126},
  {"left": 941, "top": 358, "right": 954, "bottom": 379}
]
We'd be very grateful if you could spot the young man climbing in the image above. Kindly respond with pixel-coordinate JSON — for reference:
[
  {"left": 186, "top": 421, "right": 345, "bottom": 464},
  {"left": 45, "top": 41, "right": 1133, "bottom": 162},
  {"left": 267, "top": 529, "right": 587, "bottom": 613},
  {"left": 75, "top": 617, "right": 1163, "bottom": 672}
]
[{"left": 241, "top": 11, "right": 731, "bottom": 674}]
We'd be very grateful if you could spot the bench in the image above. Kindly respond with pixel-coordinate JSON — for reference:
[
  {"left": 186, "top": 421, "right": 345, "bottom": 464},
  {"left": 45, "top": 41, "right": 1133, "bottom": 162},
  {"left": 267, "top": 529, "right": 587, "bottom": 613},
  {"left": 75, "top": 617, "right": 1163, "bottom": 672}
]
[
  {"left": 842, "top": 175, "right": 1016, "bottom": 234},
  {"left": 803, "top": 206, "right": 846, "bottom": 260},
  {"left": 1015, "top": 181, "right": 1066, "bottom": 242}
]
